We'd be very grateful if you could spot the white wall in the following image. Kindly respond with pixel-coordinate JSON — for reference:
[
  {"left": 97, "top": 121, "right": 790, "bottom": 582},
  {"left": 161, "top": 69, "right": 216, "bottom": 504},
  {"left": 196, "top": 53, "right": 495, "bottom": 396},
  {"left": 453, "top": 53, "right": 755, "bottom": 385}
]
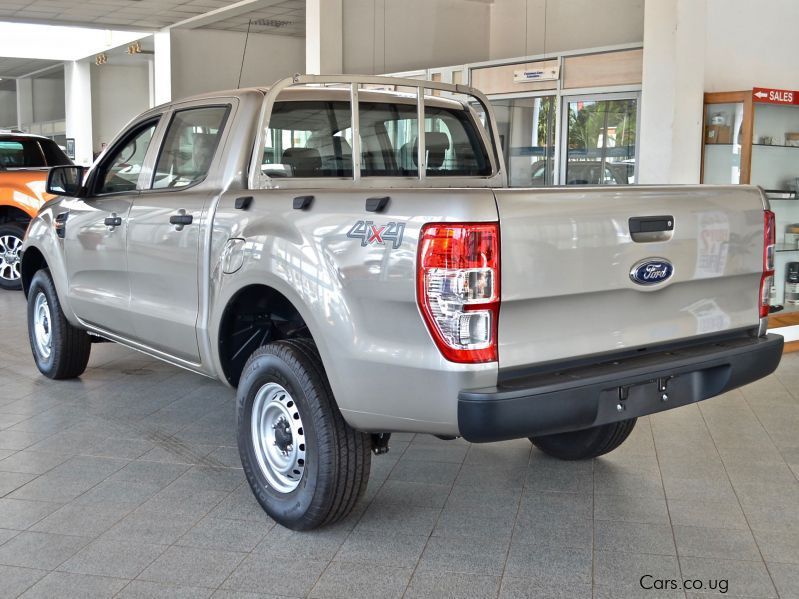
[
  {"left": 343, "top": 0, "right": 491, "bottom": 74},
  {"left": 0, "top": 90, "right": 16, "bottom": 128},
  {"left": 91, "top": 63, "right": 150, "bottom": 151},
  {"left": 170, "top": 29, "right": 305, "bottom": 100},
  {"left": 489, "top": 0, "right": 644, "bottom": 61},
  {"left": 705, "top": 0, "right": 799, "bottom": 92},
  {"left": 31, "top": 74, "right": 64, "bottom": 123}
]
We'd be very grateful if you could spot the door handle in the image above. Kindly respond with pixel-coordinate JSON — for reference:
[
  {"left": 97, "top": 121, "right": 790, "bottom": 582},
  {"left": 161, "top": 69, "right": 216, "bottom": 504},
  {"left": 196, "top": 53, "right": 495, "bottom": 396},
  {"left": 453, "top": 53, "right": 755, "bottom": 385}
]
[
  {"left": 365, "top": 196, "right": 390, "bottom": 213},
  {"left": 169, "top": 211, "right": 193, "bottom": 231},
  {"left": 104, "top": 214, "right": 122, "bottom": 229}
]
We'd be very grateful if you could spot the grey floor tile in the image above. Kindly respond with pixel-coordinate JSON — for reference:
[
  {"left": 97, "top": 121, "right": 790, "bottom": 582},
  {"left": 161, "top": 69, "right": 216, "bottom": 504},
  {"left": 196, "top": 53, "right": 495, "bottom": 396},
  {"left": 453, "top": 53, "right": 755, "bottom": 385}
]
[
  {"left": 373, "top": 480, "right": 451, "bottom": 508},
  {"left": 594, "top": 520, "right": 676, "bottom": 556},
  {"left": 0, "top": 471, "right": 37, "bottom": 497},
  {"left": 309, "top": 561, "right": 412, "bottom": 599},
  {"left": 30, "top": 501, "right": 131, "bottom": 537},
  {"left": 512, "top": 518, "right": 593, "bottom": 550},
  {"left": 518, "top": 490, "right": 592, "bottom": 522},
  {"left": 594, "top": 468, "right": 665, "bottom": 498},
  {"left": 673, "top": 525, "right": 761, "bottom": 561},
  {"left": 0, "top": 530, "right": 90, "bottom": 569},
  {"left": 406, "top": 570, "right": 500, "bottom": 599},
  {"left": 116, "top": 580, "right": 215, "bottom": 598},
  {"left": 0, "top": 431, "right": 49, "bottom": 452},
  {"left": 753, "top": 529, "right": 799, "bottom": 565},
  {"left": 334, "top": 529, "right": 427, "bottom": 568},
  {"left": 401, "top": 444, "right": 468, "bottom": 464},
  {"left": 432, "top": 504, "right": 515, "bottom": 541},
  {"left": 108, "top": 460, "right": 190, "bottom": 487},
  {"left": 667, "top": 498, "right": 749, "bottom": 530},
  {"left": 768, "top": 561, "right": 799, "bottom": 599},
  {"left": 594, "top": 493, "right": 670, "bottom": 524},
  {"left": 594, "top": 551, "right": 681, "bottom": 597},
  {"left": 416, "top": 535, "right": 509, "bottom": 576},
  {"left": 138, "top": 545, "right": 245, "bottom": 588},
  {"left": 223, "top": 553, "right": 327, "bottom": 597},
  {"left": 0, "top": 527, "right": 17, "bottom": 546},
  {"left": 679, "top": 556, "right": 777, "bottom": 598},
  {"left": 0, "top": 498, "right": 61, "bottom": 529},
  {"left": 355, "top": 502, "right": 440, "bottom": 536},
  {"left": 175, "top": 516, "right": 268, "bottom": 552},
  {"left": 498, "top": 577, "right": 592, "bottom": 599},
  {"left": 59, "top": 538, "right": 166, "bottom": 579},
  {"left": 0, "top": 564, "right": 47, "bottom": 599},
  {"left": 388, "top": 459, "right": 461, "bottom": 485},
  {"left": 505, "top": 542, "right": 591, "bottom": 583},
  {"left": 0, "top": 450, "right": 69, "bottom": 475},
  {"left": 255, "top": 523, "right": 347, "bottom": 561},
  {"left": 102, "top": 509, "right": 200, "bottom": 545},
  {"left": 19, "top": 571, "right": 127, "bottom": 598}
]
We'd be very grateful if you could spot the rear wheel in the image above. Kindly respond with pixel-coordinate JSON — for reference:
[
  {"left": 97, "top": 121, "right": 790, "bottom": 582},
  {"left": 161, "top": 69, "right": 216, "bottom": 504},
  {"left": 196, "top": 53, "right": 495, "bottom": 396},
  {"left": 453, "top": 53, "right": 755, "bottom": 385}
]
[
  {"left": 237, "top": 339, "right": 371, "bottom": 530},
  {"left": 0, "top": 223, "right": 26, "bottom": 290},
  {"left": 27, "top": 269, "right": 91, "bottom": 379},
  {"left": 529, "top": 418, "right": 637, "bottom": 460}
]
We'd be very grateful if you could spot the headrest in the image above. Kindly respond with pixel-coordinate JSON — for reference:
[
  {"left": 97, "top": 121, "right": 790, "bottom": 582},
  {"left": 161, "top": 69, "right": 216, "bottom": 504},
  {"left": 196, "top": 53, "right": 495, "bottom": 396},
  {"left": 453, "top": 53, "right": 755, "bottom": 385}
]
[
  {"left": 282, "top": 147, "right": 322, "bottom": 177},
  {"left": 413, "top": 132, "right": 450, "bottom": 168}
]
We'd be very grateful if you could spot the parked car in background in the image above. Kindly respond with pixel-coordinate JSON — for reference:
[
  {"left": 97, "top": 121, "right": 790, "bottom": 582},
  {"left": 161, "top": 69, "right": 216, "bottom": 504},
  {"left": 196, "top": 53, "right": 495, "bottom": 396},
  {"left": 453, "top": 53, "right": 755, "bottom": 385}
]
[{"left": 0, "top": 132, "right": 72, "bottom": 289}]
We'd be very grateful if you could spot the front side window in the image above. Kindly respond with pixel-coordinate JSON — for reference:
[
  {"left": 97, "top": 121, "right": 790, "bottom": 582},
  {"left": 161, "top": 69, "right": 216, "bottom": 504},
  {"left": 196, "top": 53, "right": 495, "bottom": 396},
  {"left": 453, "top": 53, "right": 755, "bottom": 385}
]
[
  {"left": 152, "top": 106, "right": 229, "bottom": 189},
  {"left": 96, "top": 122, "right": 158, "bottom": 194}
]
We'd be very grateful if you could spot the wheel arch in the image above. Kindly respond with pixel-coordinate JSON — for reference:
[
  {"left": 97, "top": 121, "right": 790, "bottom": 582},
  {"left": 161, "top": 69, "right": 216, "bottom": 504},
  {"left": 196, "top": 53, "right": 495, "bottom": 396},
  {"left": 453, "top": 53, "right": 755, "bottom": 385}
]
[
  {"left": 217, "top": 283, "right": 319, "bottom": 387},
  {"left": 20, "top": 245, "right": 47, "bottom": 296},
  {"left": 0, "top": 205, "right": 34, "bottom": 224}
]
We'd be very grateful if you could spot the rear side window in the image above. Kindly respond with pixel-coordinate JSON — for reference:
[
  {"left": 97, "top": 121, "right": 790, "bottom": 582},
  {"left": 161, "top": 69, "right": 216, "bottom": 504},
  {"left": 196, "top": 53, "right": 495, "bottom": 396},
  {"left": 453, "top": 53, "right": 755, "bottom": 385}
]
[
  {"left": 0, "top": 139, "right": 44, "bottom": 168},
  {"left": 152, "top": 106, "right": 229, "bottom": 189},
  {"left": 38, "top": 139, "right": 72, "bottom": 166},
  {"left": 261, "top": 100, "right": 491, "bottom": 178}
]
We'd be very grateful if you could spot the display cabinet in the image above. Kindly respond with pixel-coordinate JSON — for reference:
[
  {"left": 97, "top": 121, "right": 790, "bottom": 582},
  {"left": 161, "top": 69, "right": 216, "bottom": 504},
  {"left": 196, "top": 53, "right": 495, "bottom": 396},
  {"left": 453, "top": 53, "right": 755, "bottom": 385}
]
[{"left": 702, "top": 89, "right": 799, "bottom": 334}]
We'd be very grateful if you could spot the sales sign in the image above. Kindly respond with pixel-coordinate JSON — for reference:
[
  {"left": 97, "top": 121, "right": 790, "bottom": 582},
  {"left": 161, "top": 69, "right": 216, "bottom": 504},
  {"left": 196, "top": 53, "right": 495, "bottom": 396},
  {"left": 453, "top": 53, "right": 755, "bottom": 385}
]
[{"left": 752, "top": 87, "right": 799, "bottom": 105}]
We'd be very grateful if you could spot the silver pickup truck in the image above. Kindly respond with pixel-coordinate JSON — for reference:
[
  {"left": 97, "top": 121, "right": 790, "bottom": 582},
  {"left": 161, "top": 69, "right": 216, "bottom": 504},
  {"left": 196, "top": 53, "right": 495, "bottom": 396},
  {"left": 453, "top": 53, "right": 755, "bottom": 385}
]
[{"left": 20, "top": 75, "right": 783, "bottom": 530}]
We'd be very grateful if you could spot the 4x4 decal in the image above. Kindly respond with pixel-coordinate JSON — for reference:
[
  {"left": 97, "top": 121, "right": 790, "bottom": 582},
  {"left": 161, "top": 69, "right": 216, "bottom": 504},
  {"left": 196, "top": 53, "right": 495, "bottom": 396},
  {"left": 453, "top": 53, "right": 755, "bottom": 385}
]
[{"left": 346, "top": 221, "right": 405, "bottom": 249}]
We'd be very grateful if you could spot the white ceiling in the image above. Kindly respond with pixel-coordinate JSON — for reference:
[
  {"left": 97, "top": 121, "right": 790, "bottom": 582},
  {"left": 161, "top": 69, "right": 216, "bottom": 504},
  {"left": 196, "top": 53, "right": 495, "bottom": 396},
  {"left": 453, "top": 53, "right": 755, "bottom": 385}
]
[
  {"left": 0, "top": 56, "right": 61, "bottom": 78},
  {"left": 0, "top": 0, "right": 305, "bottom": 35}
]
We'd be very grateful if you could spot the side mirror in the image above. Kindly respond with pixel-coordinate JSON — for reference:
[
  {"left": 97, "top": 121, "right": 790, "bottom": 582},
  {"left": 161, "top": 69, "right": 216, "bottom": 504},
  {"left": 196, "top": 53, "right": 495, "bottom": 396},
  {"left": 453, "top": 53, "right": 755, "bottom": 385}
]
[{"left": 47, "top": 165, "right": 86, "bottom": 197}]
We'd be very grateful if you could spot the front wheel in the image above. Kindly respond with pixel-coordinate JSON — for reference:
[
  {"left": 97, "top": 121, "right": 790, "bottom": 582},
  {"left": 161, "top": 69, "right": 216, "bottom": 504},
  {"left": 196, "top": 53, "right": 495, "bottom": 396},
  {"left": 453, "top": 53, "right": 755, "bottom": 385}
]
[
  {"left": 0, "top": 223, "right": 26, "bottom": 290},
  {"left": 237, "top": 339, "right": 371, "bottom": 530},
  {"left": 27, "top": 269, "right": 91, "bottom": 379},
  {"left": 529, "top": 418, "right": 637, "bottom": 460}
]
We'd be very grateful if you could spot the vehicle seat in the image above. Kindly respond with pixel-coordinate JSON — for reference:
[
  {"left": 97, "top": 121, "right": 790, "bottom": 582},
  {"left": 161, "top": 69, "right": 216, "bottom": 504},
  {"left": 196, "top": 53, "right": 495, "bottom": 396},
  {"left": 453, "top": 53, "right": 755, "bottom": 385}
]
[
  {"left": 282, "top": 147, "right": 322, "bottom": 177},
  {"left": 398, "top": 132, "right": 451, "bottom": 172},
  {"left": 308, "top": 134, "right": 352, "bottom": 175}
]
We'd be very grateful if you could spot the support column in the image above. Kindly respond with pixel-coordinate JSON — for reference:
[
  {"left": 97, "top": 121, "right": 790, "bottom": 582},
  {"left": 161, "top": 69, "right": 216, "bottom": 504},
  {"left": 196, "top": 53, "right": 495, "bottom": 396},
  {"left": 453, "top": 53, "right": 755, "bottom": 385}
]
[
  {"left": 153, "top": 29, "right": 172, "bottom": 105},
  {"left": 638, "top": 0, "right": 706, "bottom": 184},
  {"left": 306, "top": 0, "right": 343, "bottom": 74},
  {"left": 64, "top": 61, "right": 93, "bottom": 166},
  {"left": 15, "top": 77, "right": 33, "bottom": 130}
]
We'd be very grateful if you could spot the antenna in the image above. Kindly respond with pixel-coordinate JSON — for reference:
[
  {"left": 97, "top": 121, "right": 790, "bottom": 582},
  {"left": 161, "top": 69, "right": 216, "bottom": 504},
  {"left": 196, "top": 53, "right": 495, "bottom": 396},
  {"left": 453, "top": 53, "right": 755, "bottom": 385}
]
[{"left": 237, "top": 19, "right": 253, "bottom": 88}]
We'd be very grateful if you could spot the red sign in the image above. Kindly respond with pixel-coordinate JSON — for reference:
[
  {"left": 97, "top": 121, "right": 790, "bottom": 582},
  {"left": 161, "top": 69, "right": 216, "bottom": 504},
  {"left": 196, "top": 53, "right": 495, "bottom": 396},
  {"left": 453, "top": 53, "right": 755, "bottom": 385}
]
[{"left": 753, "top": 87, "right": 799, "bottom": 105}]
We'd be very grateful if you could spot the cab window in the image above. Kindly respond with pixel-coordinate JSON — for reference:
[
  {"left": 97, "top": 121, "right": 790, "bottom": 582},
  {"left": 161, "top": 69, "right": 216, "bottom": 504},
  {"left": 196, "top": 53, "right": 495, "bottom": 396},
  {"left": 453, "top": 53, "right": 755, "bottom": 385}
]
[
  {"left": 152, "top": 106, "right": 229, "bottom": 189},
  {"left": 96, "top": 121, "right": 158, "bottom": 194}
]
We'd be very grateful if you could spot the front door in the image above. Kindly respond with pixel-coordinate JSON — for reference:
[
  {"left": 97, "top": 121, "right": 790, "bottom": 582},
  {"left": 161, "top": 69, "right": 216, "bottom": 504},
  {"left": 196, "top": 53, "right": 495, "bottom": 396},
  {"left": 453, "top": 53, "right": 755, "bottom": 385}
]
[
  {"left": 65, "top": 119, "right": 160, "bottom": 337},
  {"left": 126, "top": 104, "right": 230, "bottom": 363}
]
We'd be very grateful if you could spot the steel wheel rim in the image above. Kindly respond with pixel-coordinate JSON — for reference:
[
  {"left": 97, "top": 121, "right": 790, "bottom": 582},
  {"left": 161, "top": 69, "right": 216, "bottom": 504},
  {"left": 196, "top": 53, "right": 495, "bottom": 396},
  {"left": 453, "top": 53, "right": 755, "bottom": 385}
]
[
  {"left": 33, "top": 292, "right": 52, "bottom": 360},
  {"left": 0, "top": 234, "right": 22, "bottom": 282},
  {"left": 251, "top": 382, "right": 306, "bottom": 493}
]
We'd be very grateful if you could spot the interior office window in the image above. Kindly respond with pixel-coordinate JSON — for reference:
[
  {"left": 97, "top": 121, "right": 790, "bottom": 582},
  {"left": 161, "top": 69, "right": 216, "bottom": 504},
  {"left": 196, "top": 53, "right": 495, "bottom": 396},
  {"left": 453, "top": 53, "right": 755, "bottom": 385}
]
[
  {"left": 489, "top": 97, "right": 556, "bottom": 187},
  {"left": 152, "top": 106, "right": 228, "bottom": 189},
  {"left": 358, "top": 101, "right": 491, "bottom": 177},
  {"left": 565, "top": 98, "right": 637, "bottom": 185},
  {"left": 261, "top": 101, "right": 353, "bottom": 178},
  {"left": 96, "top": 122, "right": 157, "bottom": 194}
]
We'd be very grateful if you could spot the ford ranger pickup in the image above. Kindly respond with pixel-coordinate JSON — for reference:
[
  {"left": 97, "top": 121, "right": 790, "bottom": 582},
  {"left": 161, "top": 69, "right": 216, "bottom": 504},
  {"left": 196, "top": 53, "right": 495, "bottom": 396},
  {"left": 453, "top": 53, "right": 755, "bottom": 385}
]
[{"left": 20, "top": 75, "right": 783, "bottom": 530}]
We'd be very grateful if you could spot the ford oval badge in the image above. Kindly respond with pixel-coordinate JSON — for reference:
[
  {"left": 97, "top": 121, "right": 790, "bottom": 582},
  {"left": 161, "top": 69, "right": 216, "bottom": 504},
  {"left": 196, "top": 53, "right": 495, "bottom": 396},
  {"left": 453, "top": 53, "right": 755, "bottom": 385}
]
[{"left": 630, "top": 258, "right": 674, "bottom": 286}]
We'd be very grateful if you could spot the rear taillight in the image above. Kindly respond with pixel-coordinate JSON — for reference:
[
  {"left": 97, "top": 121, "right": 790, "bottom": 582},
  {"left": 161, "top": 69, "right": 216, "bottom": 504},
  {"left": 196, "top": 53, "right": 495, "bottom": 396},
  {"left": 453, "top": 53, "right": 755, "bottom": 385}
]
[
  {"left": 760, "top": 210, "right": 776, "bottom": 318},
  {"left": 417, "top": 222, "right": 500, "bottom": 363}
]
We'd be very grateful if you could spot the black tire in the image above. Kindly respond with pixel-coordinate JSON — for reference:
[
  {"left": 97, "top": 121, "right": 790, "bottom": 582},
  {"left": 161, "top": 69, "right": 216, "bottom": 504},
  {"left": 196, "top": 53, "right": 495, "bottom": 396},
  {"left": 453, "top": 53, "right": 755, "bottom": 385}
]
[
  {"left": 237, "top": 339, "right": 371, "bottom": 530},
  {"left": 529, "top": 418, "right": 637, "bottom": 460},
  {"left": 0, "top": 223, "right": 26, "bottom": 290},
  {"left": 27, "top": 269, "right": 91, "bottom": 379}
]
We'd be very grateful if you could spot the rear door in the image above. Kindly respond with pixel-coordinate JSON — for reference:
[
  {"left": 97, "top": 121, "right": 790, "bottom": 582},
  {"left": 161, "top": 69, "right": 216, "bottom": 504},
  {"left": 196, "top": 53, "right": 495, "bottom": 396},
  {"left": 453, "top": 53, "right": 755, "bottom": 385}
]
[
  {"left": 494, "top": 185, "right": 766, "bottom": 369},
  {"left": 126, "top": 103, "right": 231, "bottom": 363}
]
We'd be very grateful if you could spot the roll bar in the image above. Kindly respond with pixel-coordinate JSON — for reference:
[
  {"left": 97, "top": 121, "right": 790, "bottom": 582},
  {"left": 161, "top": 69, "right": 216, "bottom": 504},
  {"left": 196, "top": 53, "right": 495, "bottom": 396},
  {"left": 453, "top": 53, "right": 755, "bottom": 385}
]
[{"left": 248, "top": 73, "right": 504, "bottom": 188}]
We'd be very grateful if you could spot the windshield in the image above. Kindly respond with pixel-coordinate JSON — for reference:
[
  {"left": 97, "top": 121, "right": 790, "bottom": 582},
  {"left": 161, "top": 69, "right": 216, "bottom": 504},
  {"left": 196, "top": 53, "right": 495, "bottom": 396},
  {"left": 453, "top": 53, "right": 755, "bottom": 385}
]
[{"left": 0, "top": 137, "right": 72, "bottom": 169}]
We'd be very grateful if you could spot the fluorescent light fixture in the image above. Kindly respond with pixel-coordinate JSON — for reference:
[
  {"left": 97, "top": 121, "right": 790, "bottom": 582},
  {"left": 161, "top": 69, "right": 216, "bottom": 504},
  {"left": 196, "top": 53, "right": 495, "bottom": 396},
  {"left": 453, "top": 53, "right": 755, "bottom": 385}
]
[{"left": 0, "top": 21, "right": 146, "bottom": 62}]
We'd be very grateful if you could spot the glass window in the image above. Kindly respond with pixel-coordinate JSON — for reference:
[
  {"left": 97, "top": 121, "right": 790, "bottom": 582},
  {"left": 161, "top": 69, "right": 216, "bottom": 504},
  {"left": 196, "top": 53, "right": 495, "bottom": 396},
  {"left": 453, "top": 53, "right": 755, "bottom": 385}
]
[
  {"left": 0, "top": 138, "right": 48, "bottom": 168},
  {"left": 152, "top": 106, "right": 228, "bottom": 189},
  {"left": 359, "top": 101, "right": 491, "bottom": 177},
  {"left": 262, "top": 101, "right": 353, "bottom": 178},
  {"left": 260, "top": 99, "right": 491, "bottom": 178},
  {"left": 96, "top": 122, "right": 157, "bottom": 195},
  {"left": 488, "top": 97, "right": 556, "bottom": 187},
  {"left": 39, "top": 139, "right": 72, "bottom": 166},
  {"left": 565, "top": 98, "right": 637, "bottom": 185}
]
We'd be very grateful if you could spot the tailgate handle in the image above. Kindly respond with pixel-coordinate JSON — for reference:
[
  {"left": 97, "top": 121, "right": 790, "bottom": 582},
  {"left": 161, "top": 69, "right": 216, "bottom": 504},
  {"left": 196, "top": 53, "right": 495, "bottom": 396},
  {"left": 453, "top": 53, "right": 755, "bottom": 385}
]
[{"left": 629, "top": 215, "right": 674, "bottom": 242}]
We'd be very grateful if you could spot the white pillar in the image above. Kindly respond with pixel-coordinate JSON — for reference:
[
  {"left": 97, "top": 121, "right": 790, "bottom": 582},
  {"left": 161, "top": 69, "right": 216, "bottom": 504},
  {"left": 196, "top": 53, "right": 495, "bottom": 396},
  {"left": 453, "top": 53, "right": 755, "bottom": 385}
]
[
  {"left": 306, "top": 0, "right": 343, "bottom": 74},
  {"left": 64, "top": 61, "right": 93, "bottom": 166},
  {"left": 153, "top": 29, "right": 172, "bottom": 105},
  {"left": 638, "top": 0, "right": 706, "bottom": 184},
  {"left": 15, "top": 77, "right": 33, "bottom": 130}
]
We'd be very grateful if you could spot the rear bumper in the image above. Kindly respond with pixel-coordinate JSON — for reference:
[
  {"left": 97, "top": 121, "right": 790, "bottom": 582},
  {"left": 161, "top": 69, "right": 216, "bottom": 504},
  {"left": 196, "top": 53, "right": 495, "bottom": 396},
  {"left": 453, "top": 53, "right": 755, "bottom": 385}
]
[{"left": 458, "top": 333, "right": 783, "bottom": 443}]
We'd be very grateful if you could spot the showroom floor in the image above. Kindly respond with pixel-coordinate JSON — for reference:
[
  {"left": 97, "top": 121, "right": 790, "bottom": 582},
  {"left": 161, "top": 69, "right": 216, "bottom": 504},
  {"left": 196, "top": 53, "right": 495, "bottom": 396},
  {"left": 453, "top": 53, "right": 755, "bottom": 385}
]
[{"left": 0, "top": 291, "right": 798, "bottom": 598}]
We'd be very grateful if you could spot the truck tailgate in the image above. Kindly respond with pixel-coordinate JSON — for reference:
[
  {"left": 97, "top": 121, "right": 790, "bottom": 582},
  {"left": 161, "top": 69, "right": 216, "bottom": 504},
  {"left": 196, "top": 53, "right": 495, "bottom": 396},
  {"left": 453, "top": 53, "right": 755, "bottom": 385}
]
[{"left": 494, "top": 185, "right": 767, "bottom": 370}]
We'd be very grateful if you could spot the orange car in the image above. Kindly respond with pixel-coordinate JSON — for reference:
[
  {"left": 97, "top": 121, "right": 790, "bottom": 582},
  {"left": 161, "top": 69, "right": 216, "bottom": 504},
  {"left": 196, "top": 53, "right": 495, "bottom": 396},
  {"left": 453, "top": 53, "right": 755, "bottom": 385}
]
[{"left": 0, "top": 132, "right": 72, "bottom": 290}]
